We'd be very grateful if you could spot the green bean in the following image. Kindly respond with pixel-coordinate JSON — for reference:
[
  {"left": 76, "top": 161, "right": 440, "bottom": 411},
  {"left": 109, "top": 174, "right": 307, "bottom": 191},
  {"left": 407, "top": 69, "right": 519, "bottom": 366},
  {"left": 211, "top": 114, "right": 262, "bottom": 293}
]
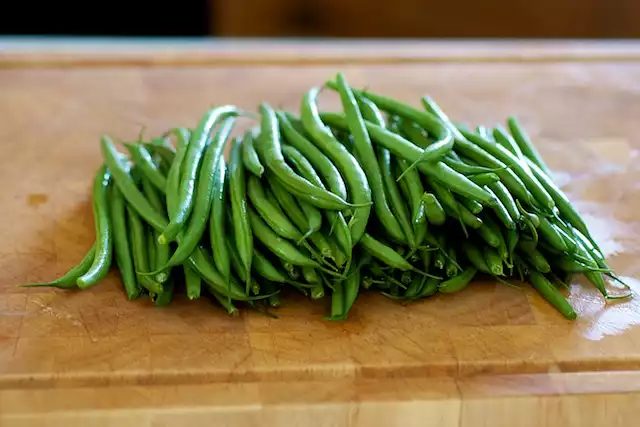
[
  {"left": 165, "top": 128, "right": 190, "bottom": 214},
  {"left": 378, "top": 147, "right": 415, "bottom": 248},
  {"left": 445, "top": 247, "right": 459, "bottom": 278},
  {"left": 261, "top": 282, "right": 281, "bottom": 308},
  {"left": 526, "top": 158, "right": 599, "bottom": 251},
  {"left": 241, "top": 130, "right": 264, "bottom": 177},
  {"left": 144, "top": 135, "right": 176, "bottom": 166},
  {"left": 332, "top": 73, "right": 406, "bottom": 243},
  {"left": 152, "top": 277, "right": 175, "bottom": 307},
  {"left": 403, "top": 275, "right": 425, "bottom": 300},
  {"left": 486, "top": 184, "right": 518, "bottom": 229},
  {"left": 252, "top": 247, "right": 293, "bottom": 284},
  {"left": 101, "top": 136, "right": 167, "bottom": 232},
  {"left": 257, "top": 103, "right": 354, "bottom": 211},
  {"left": 281, "top": 260, "right": 301, "bottom": 280},
  {"left": 468, "top": 173, "right": 500, "bottom": 187},
  {"left": 517, "top": 240, "right": 551, "bottom": 273},
  {"left": 124, "top": 142, "right": 167, "bottom": 193},
  {"left": 280, "top": 144, "right": 351, "bottom": 259},
  {"left": 420, "top": 248, "right": 433, "bottom": 272},
  {"left": 126, "top": 205, "right": 163, "bottom": 294},
  {"left": 247, "top": 174, "right": 302, "bottom": 240},
  {"left": 460, "top": 198, "right": 483, "bottom": 215},
  {"left": 302, "top": 267, "right": 320, "bottom": 284},
  {"left": 431, "top": 180, "right": 482, "bottom": 229},
  {"left": 552, "top": 221, "right": 577, "bottom": 253},
  {"left": 538, "top": 217, "right": 569, "bottom": 252},
  {"left": 160, "top": 106, "right": 238, "bottom": 244},
  {"left": 343, "top": 263, "right": 361, "bottom": 319},
  {"left": 20, "top": 244, "right": 96, "bottom": 289},
  {"left": 439, "top": 267, "right": 477, "bottom": 294},
  {"left": 156, "top": 118, "right": 235, "bottom": 275},
  {"left": 506, "top": 228, "right": 519, "bottom": 260},
  {"left": 77, "top": 165, "right": 114, "bottom": 288},
  {"left": 396, "top": 157, "right": 428, "bottom": 246},
  {"left": 300, "top": 88, "right": 372, "bottom": 244},
  {"left": 421, "top": 96, "right": 534, "bottom": 208},
  {"left": 278, "top": 111, "right": 348, "bottom": 201},
  {"left": 360, "top": 233, "right": 414, "bottom": 271},
  {"left": 279, "top": 146, "right": 326, "bottom": 235},
  {"left": 417, "top": 276, "right": 440, "bottom": 298},
  {"left": 460, "top": 129, "right": 555, "bottom": 211},
  {"left": 392, "top": 119, "right": 454, "bottom": 173},
  {"left": 484, "top": 246, "right": 504, "bottom": 276},
  {"left": 329, "top": 281, "right": 345, "bottom": 320},
  {"left": 552, "top": 256, "right": 610, "bottom": 273},
  {"left": 461, "top": 242, "right": 491, "bottom": 274},
  {"left": 421, "top": 193, "right": 447, "bottom": 226},
  {"left": 443, "top": 157, "right": 503, "bottom": 176},
  {"left": 320, "top": 112, "right": 495, "bottom": 207},
  {"left": 507, "top": 116, "right": 552, "bottom": 178},
  {"left": 324, "top": 83, "right": 454, "bottom": 158},
  {"left": 140, "top": 176, "right": 171, "bottom": 283},
  {"left": 493, "top": 125, "right": 525, "bottom": 160},
  {"left": 523, "top": 262, "right": 576, "bottom": 320},
  {"left": 229, "top": 137, "right": 253, "bottom": 290},
  {"left": 476, "top": 126, "right": 493, "bottom": 141},
  {"left": 248, "top": 206, "right": 321, "bottom": 268},
  {"left": 311, "top": 284, "right": 325, "bottom": 299},
  {"left": 210, "top": 157, "right": 230, "bottom": 282},
  {"left": 475, "top": 223, "right": 500, "bottom": 250}
]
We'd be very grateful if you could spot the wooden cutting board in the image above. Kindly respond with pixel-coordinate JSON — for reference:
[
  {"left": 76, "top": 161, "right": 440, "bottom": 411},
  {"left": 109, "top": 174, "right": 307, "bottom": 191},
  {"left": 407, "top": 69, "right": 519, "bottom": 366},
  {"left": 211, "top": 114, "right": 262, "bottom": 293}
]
[{"left": 1, "top": 39, "right": 640, "bottom": 426}]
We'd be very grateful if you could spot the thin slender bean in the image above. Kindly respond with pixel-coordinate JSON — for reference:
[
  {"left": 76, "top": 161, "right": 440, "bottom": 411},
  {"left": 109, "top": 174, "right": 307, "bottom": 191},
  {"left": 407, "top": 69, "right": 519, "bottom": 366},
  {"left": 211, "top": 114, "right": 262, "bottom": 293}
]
[
  {"left": 257, "top": 103, "right": 354, "bottom": 210},
  {"left": 507, "top": 116, "right": 553, "bottom": 177},
  {"left": 77, "top": 165, "right": 113, "bottom": 288},
  {"left": 160, "top": 106, "right": 238, "bottom": 244},
  {"left": 229, "top": 137, "right": 253, "bottom": 290},
  {"left": 396, "top": 157, "right": 428, "bottom": 246},
  {"left": 210, "top": 157, "right": 230, "bottom": 281},
  {"left": 300, "top": 88, "right": 372, "bottom": 244},
  {"left": 20, "top": 244, "right": 96, "bottom": 289},
  {"left": 126, "top": 205, "right": 163, "bottom": 294},
  {"left": 124, "top": 142, "right": 167, "bottom": 192},
  {"left": 360, "top": 233, "right": 414, "bottom": 271},
  {"left": 241, "top": 130, "right": 264, "bottom": 177},
  {"left": 320, "top": 112, "right": 495, "bottom": 206},
  {"left": 421, "top": 192, "right": 446, "bottom": 226},
  {"left": 439, "top": 267, "right": 477, "bottom": 293},
  {"left": 378, "top": 147, "right": 415, "bottom": 248}
]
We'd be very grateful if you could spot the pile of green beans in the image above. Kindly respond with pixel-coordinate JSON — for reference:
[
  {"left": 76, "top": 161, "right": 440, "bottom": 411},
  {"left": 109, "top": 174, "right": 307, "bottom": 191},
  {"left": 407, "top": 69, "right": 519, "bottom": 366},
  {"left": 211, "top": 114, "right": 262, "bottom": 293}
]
[{"left": 23, "top": 72, "right": 631, "bottom": 320}]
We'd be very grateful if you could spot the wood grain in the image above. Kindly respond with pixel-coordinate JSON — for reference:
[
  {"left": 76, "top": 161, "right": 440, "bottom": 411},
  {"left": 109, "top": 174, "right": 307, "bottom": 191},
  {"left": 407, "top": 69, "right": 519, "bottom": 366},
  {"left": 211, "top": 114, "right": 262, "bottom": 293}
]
[{"left": 1, "top": 41, "right": 640, "bottom": 425}]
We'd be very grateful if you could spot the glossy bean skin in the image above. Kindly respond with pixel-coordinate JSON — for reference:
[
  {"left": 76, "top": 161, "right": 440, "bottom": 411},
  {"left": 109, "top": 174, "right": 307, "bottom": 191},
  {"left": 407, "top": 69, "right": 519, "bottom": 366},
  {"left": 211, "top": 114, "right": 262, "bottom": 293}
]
[
  {"left": 430, "top": 180, "right": 482, "bottom": 229},
  {"left": 461, "top": 242, "right": 491, "bottom": 274},
  {"left": 210, "top": 158, "right": 230, "bottom": 282},
  {"left": 184, "top": 264, "right": 201, "bottom": 300},
  {"left": 517, "top": 240, "right": 551, "bottom": 273},
  {"left": 160, "top": 105, "right": 238, "bottom": 244},
  {"left": 333, "top": 73, "right": 407, "bottom": 244},
  {"left": 257, "top": 103, "right": 352, "bottom": 210},
  {"left": 396, "top": 157, "right": 428, "bottom": 246},
  {"left": 538, "top": 217, "right": 569, "bottom": 252},
  {"left": 300, "top": 88, "right": 372, "bottom": 244},
  {"left": 377, "top": 147, "right": 416, "bottom": 249},
  {"left": 77, "top": 165, "right": 114, "bottom": 289},
  {"left": 359, "top": 233, "right": 414, "bottom": 271},
  {"left": 279, "top": 144, "right": 352, "bottom": 260},
  {"left": 140, "top": 175, "right": 171, "bottom": 284},
  {"left": 320, "top": 112, "right": 495, "bottom": 206},
  {"left": 124, "top": 142, "right": 167, "bottom": 193},
  {"left": 277, "top": 111, "right": 348, "bottom": 201},
  {"left": 421, "top": 96, "right": 535, "bottom": 208},
  {"left": 241, "top": 130, "right": 265, "bottom": 177},
  {"left": 101, "top": 136, "right": 167, "bottom": 232},
  {"left": 487, "top": 182, "right": 519, "bottom": 227},
  {"left": 229, "top": 137, "right": 253, "bottom": 289},
  {"left": 421, "top": 193, "right": 446, "bottom": 226},
  {"left": 247, "top": 174, "right": 302, "bottom": 241},
  {"left": 126, "top": 204, "right": 164, "bottom": 294},
  {"left": 524, "top": 263, "right": 577, "bottom": 320},
  {"left": 267, "top": 180, "right": 335, "bottom": 261},
  {"left": 439, "top": 267, "right": 477, "bottom": 294},
  {"left": 248, "top": 206, "right": 320, "bottom": 268},
  {"left": 461, "top": 129, "right": 555, "bottom": 212},
  {"left": 20, "top": 244, "right": 96, "bottom": 289}
]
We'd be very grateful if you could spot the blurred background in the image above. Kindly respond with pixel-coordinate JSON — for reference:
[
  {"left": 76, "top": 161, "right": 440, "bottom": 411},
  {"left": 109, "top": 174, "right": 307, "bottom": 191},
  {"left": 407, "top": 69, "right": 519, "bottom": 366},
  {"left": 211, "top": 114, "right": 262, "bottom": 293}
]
[{"left": 2, "top": 0, "right": 640, "bottom": 38}]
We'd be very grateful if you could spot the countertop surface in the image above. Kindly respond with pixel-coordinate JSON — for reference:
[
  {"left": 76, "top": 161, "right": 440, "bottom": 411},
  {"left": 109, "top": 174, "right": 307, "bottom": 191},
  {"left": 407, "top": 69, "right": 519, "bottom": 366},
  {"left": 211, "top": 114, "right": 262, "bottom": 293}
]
[{"left": 1, "top": 39, "right": 640, "bottom": 426}]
